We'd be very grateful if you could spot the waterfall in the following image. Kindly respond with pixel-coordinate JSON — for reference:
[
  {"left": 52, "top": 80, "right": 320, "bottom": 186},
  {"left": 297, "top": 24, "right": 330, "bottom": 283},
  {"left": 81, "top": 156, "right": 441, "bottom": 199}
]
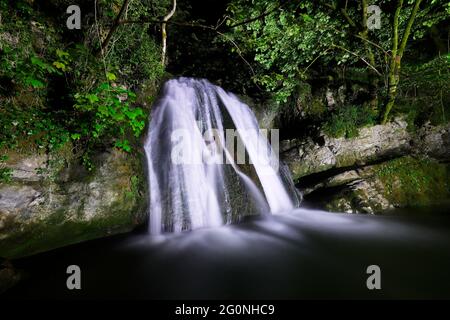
[{"left": 144, "top": 78, "right": 298, "bottom": 234}]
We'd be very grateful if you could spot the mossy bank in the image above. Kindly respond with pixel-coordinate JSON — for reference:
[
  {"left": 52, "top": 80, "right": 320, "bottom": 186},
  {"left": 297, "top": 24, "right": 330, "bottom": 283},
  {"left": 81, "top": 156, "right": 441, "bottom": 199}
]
[
  {"left": 0, "top": 143, "right": 148, "bottom": 259},
  {"left": 284, "top": 118, "right": 450, "bottom": 214},
  {"left": 324, "top": 157, "right": 450, "bottom": 213}
]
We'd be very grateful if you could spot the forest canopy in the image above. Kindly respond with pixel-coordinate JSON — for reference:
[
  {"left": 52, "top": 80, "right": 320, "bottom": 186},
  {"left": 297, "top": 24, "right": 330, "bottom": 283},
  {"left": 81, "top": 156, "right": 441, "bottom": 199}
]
[{"left": 224, "top": 0, "right": 449, "bottom": 125}]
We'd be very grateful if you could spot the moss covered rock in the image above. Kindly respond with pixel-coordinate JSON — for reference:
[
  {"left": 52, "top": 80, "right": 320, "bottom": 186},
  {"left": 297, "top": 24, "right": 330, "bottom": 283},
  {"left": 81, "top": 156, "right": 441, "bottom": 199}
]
[
  {"left": 285, "top": 118, "right": 450, "bottom": 214},
  {"left": 281, "top": 117, "right": 413, "bottom": 181},
  {"left": 282, "top": 117, "right": 450, "bottom": 180},
  {"left": 0, "top": 146, "right": 147, "bottom": 259},
  {"left": 316, "top": 157, "right": 450, "bottom": 214}
]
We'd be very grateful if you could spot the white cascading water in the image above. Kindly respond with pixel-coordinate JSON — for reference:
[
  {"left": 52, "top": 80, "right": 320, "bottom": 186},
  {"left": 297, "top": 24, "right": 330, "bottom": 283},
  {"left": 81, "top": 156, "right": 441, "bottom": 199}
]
[{"left": 144, "top": 78, "right": 297, "bottom": 234}]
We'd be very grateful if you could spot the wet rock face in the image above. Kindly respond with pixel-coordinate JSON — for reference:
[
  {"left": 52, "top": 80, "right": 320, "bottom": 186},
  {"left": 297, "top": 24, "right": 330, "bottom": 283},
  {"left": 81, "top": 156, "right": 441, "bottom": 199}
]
[
  {"left": 237, "top": 95, "right": 278, "bottom": 130},
  {"left": 0, "top": 148, "right": 148, "bottom": 259},
  {"left": 302, "top": 165, "right": 394, "bottom": 214},
  {"left": 414, "top": 123, "right": 450, "bottom": 160},
  {"left": 281, "top": 118, "right": 450, "bottom": 214},
  {"left": 281, "top": 118, "right": 413, "bottom": 180}
]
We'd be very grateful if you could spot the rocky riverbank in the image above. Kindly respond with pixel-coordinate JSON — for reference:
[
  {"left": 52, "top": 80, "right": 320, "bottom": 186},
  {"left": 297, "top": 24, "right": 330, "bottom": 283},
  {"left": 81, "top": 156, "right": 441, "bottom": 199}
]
[{"left": 281, "top": 118, "right": 450, "bottom": 213}]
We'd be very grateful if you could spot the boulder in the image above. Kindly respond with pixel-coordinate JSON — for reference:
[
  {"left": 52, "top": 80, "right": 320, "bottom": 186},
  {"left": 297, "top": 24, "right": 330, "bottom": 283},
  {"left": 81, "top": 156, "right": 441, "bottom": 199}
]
[
  {"left": 282, "top": 118, "right": 414, "bottom": 180},
  {"left": 0, "top": 146, "right": 148, "bottom": 259},
  {"left": 281, "top": 118, "right": 450, "bottom": 214}
]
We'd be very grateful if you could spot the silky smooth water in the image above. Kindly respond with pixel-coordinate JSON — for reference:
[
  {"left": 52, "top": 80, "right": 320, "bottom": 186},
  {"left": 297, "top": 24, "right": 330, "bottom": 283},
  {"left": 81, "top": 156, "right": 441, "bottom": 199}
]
[
  {"left": 4, "top": 208, "right": 450, "bottom": 299},
  {"left": 144, "top": 78, "right": 295, "bottom": 234}
]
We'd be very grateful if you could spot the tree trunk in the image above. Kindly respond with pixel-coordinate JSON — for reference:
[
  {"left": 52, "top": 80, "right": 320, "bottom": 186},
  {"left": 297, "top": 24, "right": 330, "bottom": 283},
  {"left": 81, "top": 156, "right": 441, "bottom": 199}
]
[
  {"left": 161, "top": 0, "right": 177, "bottom": 66},
  {"left": 382, "top": 0, "right": 422, "bottom": 124},
  {"left": 382, "top": 0, "right": 402, "bottom": 124},
  {"left": 96, "top": 0, "right": 131, "bottom": 56},
  {"left": 361, "top": 0, "right": 379, "bottom": 111}
]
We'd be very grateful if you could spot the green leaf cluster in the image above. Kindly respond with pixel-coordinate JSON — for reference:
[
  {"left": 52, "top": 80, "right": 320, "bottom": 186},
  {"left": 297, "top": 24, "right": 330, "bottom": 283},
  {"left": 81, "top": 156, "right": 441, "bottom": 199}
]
[
  {"left": 1, "top": 0, "right": 168, "bottom": 170},
  {"left": 323, "top": 105, "right": 377, "bottom": 138},
  {"left": 225, "top": 0, "right": 449, "bottom": 124},
  {"left": 73, "top": 78, "right": 146, "bottom": 153},
  {"left": 0, "top": 155, "right": 13, "bottom": 183}
]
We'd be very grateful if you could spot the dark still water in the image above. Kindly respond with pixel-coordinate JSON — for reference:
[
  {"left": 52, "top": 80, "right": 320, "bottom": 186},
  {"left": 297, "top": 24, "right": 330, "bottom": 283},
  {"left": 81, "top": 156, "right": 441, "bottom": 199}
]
[{"left": 3, "top": 208, "right": 450, "bottom": 299}]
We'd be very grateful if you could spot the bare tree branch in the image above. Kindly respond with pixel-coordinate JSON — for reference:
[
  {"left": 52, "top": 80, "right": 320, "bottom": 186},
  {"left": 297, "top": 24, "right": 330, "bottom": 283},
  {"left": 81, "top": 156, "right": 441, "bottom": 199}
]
[
  {"left": 161, "top": 0, "right": 177, "bottom": 65},
  {"left": 331, "top": 43, "right": 382, "bottom": 76},
  {"left": 97, "top": 0, "right": 131, "bottom": 56},
  {"left": 227, "top": 2, "right": 284, "bottom": 29}
]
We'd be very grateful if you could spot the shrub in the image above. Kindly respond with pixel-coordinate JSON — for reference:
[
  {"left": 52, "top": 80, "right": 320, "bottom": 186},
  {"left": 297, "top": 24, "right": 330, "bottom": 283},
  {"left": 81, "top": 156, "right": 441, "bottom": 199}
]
[
  {"left": 73, "top": 77, "right": 147, "bottom": 155},
  {"left": 0, "top": 156, "right": 12, "bottom": 183},
  {"left": 323, "top": 104, "right": 377, "bottom": 138}
]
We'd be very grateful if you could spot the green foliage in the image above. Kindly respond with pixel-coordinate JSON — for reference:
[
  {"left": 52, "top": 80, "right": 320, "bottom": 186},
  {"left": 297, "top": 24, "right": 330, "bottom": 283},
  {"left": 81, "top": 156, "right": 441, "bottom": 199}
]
[
  {"left": 394, "top": 56, "right": 450, "bottom": 126},
  {"left": 0, "top": 168, "right": 12, "bottom": 183},
  {"left": 52, "top": 49, "right": 72, "bottom": 73},
  {"left": 1, "top": 45, "right": 60, "bottom": 90},
  {"left": 0, "top": 0, "right": 72, "bottom": 152},
  {"left": 225, "top": 0, "right": 449, "bottom": 114},
  {"left": 376, "top": 156, "right": 450, "bottom": 207},
  {"left": 0, "top": 155, "right": 13, "bottom": 183},
  {"left": 0, "top": 101, "right": 70, "bottom": 150},
  {"left": 0, "top": 0, "right": 61, "bottom": 90},
  {"left": 323, "top": 105, "right": 377, "bottom": 138},
  {"left": 125, "top": 175, "right": 140, "bottom": 199},
  {"left": 106, "top": 25, "right": 164, "bottom": 88},
  {"left": 226, "top": 1, "right": 343, "bottom": 103},
  {"left": 73, "top": 78, "right": 146, "bottom": 153},
  {"left": 0, "top": 0, "right": 165, "bottom": 169},
  {"left": 88, "top": 0, "right": 167, "bottom": 89}
]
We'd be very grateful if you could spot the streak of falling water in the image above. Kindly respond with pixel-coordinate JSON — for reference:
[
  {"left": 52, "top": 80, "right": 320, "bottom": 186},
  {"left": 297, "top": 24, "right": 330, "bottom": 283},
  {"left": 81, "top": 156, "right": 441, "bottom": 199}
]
[{"left": 144, "top": 78, "right": 296, "bottom": 234}]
